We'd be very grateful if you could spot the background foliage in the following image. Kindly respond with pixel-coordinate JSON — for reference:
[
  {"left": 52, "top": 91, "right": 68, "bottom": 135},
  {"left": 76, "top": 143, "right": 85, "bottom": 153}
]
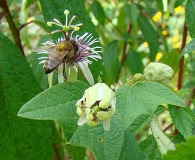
[{"left": 0, "top": 0, "right": 195, "bottom": 159}]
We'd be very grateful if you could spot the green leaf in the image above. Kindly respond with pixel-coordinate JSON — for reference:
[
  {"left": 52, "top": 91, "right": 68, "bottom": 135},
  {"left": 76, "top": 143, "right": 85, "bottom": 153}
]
[
  {"left": 138, "top": 16, "right": 159, "bottom": 61},
  {"left": 116, "top": 82, "right": 186, "bottom": 129},
  {"left": 163, "top": 136, "right": 195, "bottom": 160},
  {"left": 129, "top": 106, "right": 166, "bottom": 135},
  {"left": 180, "top": 39, "right": 195, "bottom": 57},
  {"left": 125, "top": 3, "right": 139, "bottom": 25},
  {"left": 18, "top": 81, "right": 89, "bottom": 140},
  {"left": 0, "top": 33, "right": 53, "bottom": 159},
  {"left": 186, "top": 0, "right": 195, "bottom": 38},
  {"left": 119, "top": 130, "right": 149, "bottom": 160},
  {"left": 69, "top": 113, "right": 124, "bottom": 160},
  {"left": 169, "top": 106, "right": 194, "bottom": 139},
  {"left": 91, "top": 0, "right": 106, "bottom": 25},
  {"left": 39, "top": 0, "right": 104, "bottom": 83},
  {"left": 103, "top": 40, "right": 120, "bottom": 85},
  {"left": 66, "top": 145, "right": 86, "bottom": 160},
  {"left": 174, "top": 0, "right": 185, "bottom": 7},
  {"left": 154, "top": 0, "right": 164, "bottom": 12},
  {"left": 129, "top": 114, "right": 151, "bottom": 135},
  {"left": 127, "top": 50, "right": 144, "bottom": 74},
  {"left": 159, "top": 50, "right": 180, "bottom": 73},
  {"left": 24, "top": 0, "right": 38, "bottom": 9},
  {"left": 139, "top": 136, "right": 161, "bottom": 160}
]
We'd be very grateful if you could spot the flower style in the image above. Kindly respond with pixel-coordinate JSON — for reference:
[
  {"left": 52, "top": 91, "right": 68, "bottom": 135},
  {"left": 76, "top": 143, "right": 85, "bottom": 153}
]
[
  {"left": 76, "top": 83, "right": 116, "bottom": 131},
  {"left": 35, "top": 10, "right": 102, "bottom": 85},
  {"left": 143, "top": 62, "right": 174, "bottom": 86}
]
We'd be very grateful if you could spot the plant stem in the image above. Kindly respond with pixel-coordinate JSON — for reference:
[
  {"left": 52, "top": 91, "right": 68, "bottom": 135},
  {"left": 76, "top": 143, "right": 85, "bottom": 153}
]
[
  {"left": 0, "top": 0, "right": 24, "bottom": 55},
  {"left": 177, "top": 22, "right": 187, "bottom": 90}
]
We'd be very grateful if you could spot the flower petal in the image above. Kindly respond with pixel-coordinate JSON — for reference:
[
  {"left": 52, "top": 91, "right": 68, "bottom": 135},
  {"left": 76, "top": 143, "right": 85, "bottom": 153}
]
[
  {"left": 78, "top": 62, "right": 94, "bottom": 85},
  {"left": 103, "top": 119, "right": 110, "bottom": 131},
  {"left": 77, "top": 113, "right": 87, "bottom": 126}
]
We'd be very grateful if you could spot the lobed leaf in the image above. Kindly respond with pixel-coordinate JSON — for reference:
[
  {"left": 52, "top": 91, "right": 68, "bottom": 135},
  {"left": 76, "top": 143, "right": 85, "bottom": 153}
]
[
  {"left": 0, "top": 33, "right": 53, "bottom": 159},
  {"left": 116, "top": 82, "right": 186, "bottom": 129}
]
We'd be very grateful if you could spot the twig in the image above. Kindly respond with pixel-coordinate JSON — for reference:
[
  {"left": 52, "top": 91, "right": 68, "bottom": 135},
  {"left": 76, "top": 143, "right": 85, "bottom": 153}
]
[
  {"left": 177, "top": 22, "right": 187, "bottom": 90},
  {"left": 19, "top": 21, "right": 32, "bottom": 31},
  {"left": 52, "top": 143, "right": 61, "bottom": 160},
  {"left": 0, "top": 0, "right": 24, "bottom": 55},
  {"left": 105, "top": 16, "right": 122, "bottom": 34},
  {"left": 163, "top": 123, "right": 174, "bottom": 132}
]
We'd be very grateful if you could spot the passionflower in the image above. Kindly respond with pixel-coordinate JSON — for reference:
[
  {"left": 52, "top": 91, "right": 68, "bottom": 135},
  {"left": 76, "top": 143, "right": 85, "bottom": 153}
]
[
  {"left": 143, "top": 62, "right": 174, "bottom": 86},
  {"left": 35, "top": 9, "right": 102, "bottom": 85},
  {"left": 76, "top": 83, "right": 116, "bottom": 131}
]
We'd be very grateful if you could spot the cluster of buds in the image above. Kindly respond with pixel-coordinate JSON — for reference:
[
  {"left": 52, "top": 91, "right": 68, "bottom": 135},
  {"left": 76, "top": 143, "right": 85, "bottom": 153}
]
[
  {"left": 76, "top": 83, "right": 116, "bottom": 131},
  {"left": 143, "top": 62, "right": 174, "bottom": 86}
]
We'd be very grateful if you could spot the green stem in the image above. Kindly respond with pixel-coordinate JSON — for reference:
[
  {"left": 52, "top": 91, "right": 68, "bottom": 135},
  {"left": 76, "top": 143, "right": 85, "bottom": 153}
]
[{"left": 0, "top": 0, "right": 24, "bottom": 55}]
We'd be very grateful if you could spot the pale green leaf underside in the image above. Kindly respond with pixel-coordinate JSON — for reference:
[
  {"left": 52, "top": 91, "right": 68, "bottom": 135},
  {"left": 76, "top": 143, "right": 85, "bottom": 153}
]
[{"left": 116, "top": 82, "right": 186, "bottom": 129}]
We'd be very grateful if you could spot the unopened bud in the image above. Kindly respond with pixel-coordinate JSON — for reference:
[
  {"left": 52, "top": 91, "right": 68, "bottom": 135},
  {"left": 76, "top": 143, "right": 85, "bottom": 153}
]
[{"left": 143, "top": 62, "right": 174, "bottom": 85}]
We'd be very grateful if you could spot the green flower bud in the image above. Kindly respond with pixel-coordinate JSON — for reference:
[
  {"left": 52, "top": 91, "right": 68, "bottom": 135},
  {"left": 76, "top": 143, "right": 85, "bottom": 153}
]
[
  {"left": 143, "top": 62, "right": 174, "bottom": 85},
  {"left": 132, "top": 73, "right": 143, "bottom": 82}
]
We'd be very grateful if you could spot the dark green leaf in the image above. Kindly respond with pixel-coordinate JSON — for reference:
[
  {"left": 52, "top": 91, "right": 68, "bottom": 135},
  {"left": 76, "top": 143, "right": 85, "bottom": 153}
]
[
  {"left": 116, "top": 82, "right": 186, "bottom": 129},
  {"left": 129, "top": 114, "right": 151, "bottom": 135},
  {"left": 139, "top": 135, "right": 161, "bottom": 160},
  {"left": 18, "top": 81, "right": 89, "bottom": 140},
  {"left": 127, "top": 50, "right": 144, "bottom": 74},
  {"left": 66, "top": 144, "right": 86, "bottom": 160},
  {"left": 186, "top": 0, "right": 195, "bottom": 38},
  {"left": 0, "top": 33, "right": 53, "bottom": 159},
  {"left": 163, "top": 136, "right": 195, "bottom": 160},
  {"left": 125, "top": 3, "right": 139, "bottom": 25},
  {"left": 24, "top": 0, "right": 38, "bottom": 9},
  {"left": 119, "top": 130, "right": 149, "bottom": 160},
  {"left": 169, "top": 106, "right": 193, "bottom": 139},
  {"left": 159, "top": 50, "right": 180, "bottom": 73},
  {"left": 69, "top": 113, "right": 124, "bottom": 160},
  {"left": 27, "top": 35, "right": 57, "bottom": 90},
  {"left": 39, "top": 0, "right": 104, "bottom": 83},
  {"left": 103, "top": 40, "right": 120, "bottom": 85},
  {"left": 138, "top": 16, "right": 159, "bottom": 61},
  {"left": 180, "top": 39, "right": 195, "bottom": 57},
  {"left": 91, "top": 0, "right": 106, "bottom": 25},
  {"left": 154, "top": 0, "right": 163, "bottom": 12},
  {"left": 174, "top": 0, "right": 185, "bottom": 7}
]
